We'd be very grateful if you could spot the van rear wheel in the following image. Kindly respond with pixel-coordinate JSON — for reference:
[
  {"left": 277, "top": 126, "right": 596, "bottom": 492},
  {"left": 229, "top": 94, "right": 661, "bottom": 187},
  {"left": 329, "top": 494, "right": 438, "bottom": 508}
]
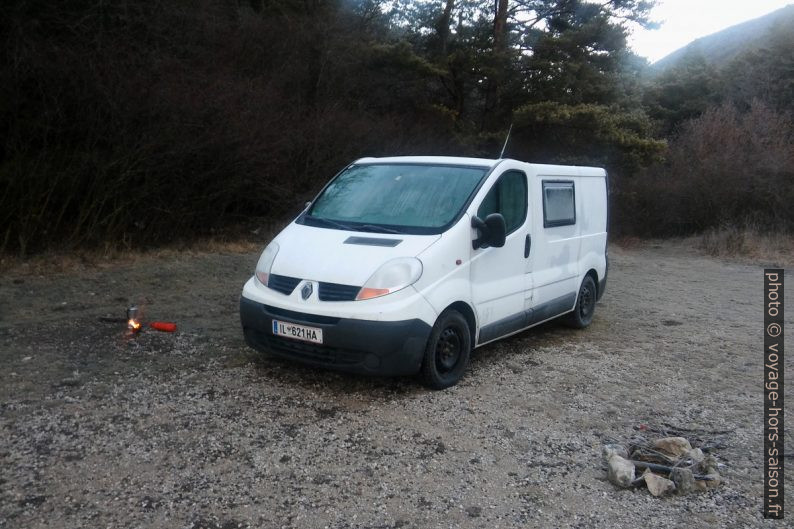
[
  {"left": 566, "top": 275, "right": 597, "bottom": 329},
  {"left": 421, "top": 310, "right": 471, "bottom": 390}
]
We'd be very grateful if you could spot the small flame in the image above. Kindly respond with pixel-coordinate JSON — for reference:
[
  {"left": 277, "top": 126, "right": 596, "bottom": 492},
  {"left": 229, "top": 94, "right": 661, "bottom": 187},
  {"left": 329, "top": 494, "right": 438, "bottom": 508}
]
[{"left": 128, "top": 319, "right": 141, "bottom": 332}]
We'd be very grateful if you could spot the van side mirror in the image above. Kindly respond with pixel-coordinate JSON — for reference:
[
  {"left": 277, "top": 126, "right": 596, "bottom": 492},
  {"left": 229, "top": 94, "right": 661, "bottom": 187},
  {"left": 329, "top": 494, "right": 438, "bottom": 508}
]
[{"left": 471, "top": 213, "right": 507, "bottom": 249}]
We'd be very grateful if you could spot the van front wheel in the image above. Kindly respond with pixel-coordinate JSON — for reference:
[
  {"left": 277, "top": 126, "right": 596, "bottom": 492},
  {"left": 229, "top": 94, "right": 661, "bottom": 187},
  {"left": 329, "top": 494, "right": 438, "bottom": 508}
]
[
  {"left": 566, "top": 275, "right": 597, "bottom": 329},
  {"left": 421, "top": 310, "right": 471, "bottom": 390}
]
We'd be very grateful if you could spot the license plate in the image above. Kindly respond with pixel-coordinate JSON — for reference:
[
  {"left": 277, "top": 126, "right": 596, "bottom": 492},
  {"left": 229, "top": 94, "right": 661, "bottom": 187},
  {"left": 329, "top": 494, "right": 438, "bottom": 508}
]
[{"left": 272, "top": 319, "right": 323, "bottom": 344}]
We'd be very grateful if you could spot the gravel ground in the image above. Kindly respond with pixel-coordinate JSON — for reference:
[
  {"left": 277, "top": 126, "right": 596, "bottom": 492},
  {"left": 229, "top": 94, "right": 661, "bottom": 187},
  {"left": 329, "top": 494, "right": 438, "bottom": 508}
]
[{"left": 1, "top": 242, "right": 791, "bottom": 528}]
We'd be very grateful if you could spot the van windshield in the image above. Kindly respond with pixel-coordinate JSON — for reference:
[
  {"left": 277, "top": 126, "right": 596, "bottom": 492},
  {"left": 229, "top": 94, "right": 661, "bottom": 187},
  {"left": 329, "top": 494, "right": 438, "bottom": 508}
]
[{"left": 302, "top": 163, "right": 489, "bottom": 234}]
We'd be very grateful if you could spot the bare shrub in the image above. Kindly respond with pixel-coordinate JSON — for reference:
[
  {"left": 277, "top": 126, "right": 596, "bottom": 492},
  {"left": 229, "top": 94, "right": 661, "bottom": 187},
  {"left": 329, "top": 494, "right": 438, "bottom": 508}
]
[{"left": 619, "top": 100, "right": 794, "bottom": 236}]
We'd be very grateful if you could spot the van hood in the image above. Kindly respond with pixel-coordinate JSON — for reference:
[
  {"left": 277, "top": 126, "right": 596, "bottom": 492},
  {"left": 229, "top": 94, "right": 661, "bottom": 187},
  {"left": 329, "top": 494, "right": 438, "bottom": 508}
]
[{"left": 270, "top": 222, "right": 441, "bottom": 285}]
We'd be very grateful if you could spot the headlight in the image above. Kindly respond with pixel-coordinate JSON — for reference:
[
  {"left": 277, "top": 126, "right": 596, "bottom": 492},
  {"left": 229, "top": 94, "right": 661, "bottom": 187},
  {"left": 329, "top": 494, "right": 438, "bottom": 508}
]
[
  {"left": 356, "top": 257, "right": 422, "bottom": 300},
  {"left": 255, "top": 242, "right": 279, "bottom": 286}
]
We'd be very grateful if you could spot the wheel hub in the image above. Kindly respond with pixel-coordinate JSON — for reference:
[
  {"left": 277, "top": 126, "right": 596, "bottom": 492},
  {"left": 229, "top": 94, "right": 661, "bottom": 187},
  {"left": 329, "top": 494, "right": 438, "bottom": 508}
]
[
  {"left": 580, "top": 285, "right": 594, "bottom": 318},
  {"left": 436, "top": 328, "right": 462, "bottom": 372}
]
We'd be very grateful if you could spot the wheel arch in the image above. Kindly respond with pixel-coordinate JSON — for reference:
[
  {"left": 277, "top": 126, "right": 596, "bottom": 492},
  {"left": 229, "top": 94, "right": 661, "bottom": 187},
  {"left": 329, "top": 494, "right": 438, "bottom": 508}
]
[
  {"left": 585, "top": 268, "right": 599, "bottom": 298},
  {"left": 441, "top": 301, "right": 477, "bottom": 346}
]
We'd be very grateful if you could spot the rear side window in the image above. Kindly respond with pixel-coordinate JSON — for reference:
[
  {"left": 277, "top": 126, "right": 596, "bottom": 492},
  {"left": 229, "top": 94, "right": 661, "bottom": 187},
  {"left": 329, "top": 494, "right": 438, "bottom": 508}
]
[
  {"left": 542, "top": 181, "right": 575, "bottom": 228},
  {"left": 477, "top": 170, "right": 528, "bottom": 234}
]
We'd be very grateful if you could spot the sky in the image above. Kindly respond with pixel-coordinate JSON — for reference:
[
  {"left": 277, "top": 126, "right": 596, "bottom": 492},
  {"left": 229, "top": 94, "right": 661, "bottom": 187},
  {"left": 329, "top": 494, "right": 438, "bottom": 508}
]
[{"left": 627, "top": 0, "right": 794, "bottom": 63}]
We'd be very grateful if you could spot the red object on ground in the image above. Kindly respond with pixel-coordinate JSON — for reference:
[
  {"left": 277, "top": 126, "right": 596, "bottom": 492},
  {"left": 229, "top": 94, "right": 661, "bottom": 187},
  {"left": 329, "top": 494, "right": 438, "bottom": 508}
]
[{"left": 149, "top": 321, "right": 177, "bottom": 332}]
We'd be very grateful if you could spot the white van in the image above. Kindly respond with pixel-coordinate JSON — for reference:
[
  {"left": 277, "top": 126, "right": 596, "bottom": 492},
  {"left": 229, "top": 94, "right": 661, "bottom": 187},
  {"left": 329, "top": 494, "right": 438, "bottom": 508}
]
[{"left": 240, "top": 156, "right": 608, "bottom": 389}]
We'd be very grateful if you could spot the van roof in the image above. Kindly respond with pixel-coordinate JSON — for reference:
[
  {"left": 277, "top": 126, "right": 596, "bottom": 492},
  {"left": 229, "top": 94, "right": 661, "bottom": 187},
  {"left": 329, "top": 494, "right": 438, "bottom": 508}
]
[
  {"left": 355, "top": 156, "right": 498, "bottom": 167},
  {"left": 353, "top": 156, "right": 606, "bottom": 177}
]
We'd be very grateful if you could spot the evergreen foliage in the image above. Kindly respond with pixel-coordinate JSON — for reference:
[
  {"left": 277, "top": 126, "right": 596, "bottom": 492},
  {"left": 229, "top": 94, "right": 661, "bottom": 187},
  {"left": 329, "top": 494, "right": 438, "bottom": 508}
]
[{"left": 1, "top": 0, "right": 790, "bottom": 253}]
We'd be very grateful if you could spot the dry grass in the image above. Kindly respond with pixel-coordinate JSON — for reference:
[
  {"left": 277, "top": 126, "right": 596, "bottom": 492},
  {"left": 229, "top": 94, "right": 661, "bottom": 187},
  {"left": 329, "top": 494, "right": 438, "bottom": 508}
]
[
  {"left": 611, "top": 228, "right": 793, "bottom": 267},
  {"left": 610, "top": 236, "right": 650, "bottom": 250},
  {"left": 695, "top": 226, "right": 794, "bottom": 267},
  {"left": 0, "top": 236, "right": 268, "bottom": 277}
]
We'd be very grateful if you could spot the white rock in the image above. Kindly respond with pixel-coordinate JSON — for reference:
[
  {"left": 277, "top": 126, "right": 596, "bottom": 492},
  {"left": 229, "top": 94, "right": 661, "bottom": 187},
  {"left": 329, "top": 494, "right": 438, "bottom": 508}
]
[{"left": 607, "top": 454, "right": 635, "bottom": 488}]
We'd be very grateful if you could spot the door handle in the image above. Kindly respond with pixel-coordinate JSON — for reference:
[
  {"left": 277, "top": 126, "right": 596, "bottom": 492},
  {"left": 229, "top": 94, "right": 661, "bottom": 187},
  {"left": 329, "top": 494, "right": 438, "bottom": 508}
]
[{"left": 524, "top": 234, "right": 531, "bottom": 258}]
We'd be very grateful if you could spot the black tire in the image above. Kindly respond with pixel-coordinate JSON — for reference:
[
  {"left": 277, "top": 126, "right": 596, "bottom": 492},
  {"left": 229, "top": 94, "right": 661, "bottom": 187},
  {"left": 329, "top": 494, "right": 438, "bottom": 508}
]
[
  {"left": 566, "top": 275, "right": 597, "bottom": 329},
  {"left": 421, "top": 310, "right": 472, "bottom": 390}
]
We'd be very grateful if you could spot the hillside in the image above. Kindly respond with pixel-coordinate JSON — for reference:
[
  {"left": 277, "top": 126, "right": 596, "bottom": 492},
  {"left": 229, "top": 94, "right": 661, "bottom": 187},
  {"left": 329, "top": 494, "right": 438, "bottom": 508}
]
[{"left": 653, "top": 4, "right": 794, "bottom": 70}]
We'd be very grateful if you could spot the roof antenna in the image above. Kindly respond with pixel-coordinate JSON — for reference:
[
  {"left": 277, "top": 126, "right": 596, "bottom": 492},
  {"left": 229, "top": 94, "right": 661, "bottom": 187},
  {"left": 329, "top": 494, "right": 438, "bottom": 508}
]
[{"left": 499, "top": 123, "right": 513, "bottom": 159}]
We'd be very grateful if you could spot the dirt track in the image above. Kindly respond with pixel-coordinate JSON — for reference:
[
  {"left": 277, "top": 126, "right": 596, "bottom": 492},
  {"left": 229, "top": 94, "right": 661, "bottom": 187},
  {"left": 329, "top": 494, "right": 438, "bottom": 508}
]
[{"left": 1, "top": 242, "right": 791, "bottom": 528}]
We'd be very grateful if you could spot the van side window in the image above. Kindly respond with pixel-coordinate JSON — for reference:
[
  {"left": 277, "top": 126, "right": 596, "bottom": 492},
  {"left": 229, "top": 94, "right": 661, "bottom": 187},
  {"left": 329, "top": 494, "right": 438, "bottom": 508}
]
[
  {"left": 477, "top": 171, "right": 528, "bottom": 234},
  {"left": 542, "top": 181, "right": 576, "bottom": 228}
]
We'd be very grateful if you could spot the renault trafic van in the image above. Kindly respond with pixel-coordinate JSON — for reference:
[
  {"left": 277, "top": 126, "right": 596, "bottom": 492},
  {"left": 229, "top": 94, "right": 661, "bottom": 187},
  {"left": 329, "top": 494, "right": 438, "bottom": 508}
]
[{"left": 240, "top": 156, "right": 608, "bottom": 389}]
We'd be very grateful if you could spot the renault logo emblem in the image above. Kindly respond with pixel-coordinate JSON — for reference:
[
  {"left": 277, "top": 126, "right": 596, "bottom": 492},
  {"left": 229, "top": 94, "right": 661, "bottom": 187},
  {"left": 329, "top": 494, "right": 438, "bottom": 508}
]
[{"left": 301, "top": 282, "right": 313, "bottom": 300}]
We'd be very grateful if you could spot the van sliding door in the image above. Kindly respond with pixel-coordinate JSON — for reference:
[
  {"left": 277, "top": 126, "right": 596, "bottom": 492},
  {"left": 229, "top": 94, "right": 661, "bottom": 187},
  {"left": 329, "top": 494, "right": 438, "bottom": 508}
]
[{"left": 529, "top": 178, "right": 581, "bottom": 321}]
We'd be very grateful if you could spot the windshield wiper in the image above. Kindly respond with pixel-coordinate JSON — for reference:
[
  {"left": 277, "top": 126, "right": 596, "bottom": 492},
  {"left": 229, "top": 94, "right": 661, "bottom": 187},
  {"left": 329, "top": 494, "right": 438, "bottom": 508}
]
[
  {"left": 307, "top": 216, "right": 402, "bottom": 234},
  {"left": 355, "top": 224, "right": 402, "bottom": 234},
  {"left": 307, "top": 216, "right": 355, "bottom": 231}
]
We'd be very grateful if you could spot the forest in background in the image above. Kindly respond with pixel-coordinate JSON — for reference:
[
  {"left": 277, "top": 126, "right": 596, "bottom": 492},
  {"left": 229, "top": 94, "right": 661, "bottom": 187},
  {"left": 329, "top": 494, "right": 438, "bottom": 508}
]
[{"left": 2, "top": 0, "right": 793, "bottom": 255}]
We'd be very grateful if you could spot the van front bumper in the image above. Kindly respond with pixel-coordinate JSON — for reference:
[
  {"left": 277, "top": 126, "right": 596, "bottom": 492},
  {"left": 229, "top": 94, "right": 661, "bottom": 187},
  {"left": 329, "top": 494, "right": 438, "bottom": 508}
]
[{"left": 239, "top": 296, "right": 432, "bottom": 376}]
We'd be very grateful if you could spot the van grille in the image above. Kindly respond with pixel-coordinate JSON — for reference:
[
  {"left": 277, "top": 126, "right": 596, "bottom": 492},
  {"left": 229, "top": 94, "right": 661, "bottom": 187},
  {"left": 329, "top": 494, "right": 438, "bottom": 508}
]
[
  {"left": 318, "top": 282, "right": 360, "bottom": 302},
  {"left": 267, "top": 275, "right": 360, "bottom": 301},
  {"left": 268, "top": 274, "right": 301, "bottom": 296}
]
